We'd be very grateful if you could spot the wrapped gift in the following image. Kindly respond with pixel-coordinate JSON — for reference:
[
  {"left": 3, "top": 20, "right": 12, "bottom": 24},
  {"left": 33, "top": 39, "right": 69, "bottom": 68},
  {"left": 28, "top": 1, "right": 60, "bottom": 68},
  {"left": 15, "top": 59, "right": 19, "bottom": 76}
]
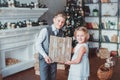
[{"left": 49, "top": 36, "right": 72, "bottom": 63}]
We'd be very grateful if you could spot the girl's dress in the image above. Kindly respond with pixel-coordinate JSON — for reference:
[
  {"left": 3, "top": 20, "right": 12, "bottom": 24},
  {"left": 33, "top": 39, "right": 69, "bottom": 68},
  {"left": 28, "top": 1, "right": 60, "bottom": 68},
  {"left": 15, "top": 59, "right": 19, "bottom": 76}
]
[{"left": 68, "top": 43, "right": 90, "bottom": 80}]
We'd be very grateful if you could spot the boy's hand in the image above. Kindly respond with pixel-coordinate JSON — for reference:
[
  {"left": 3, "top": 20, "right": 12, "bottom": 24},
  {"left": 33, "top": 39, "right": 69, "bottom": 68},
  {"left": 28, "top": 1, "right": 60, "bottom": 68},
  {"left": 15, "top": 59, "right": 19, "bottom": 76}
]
[{"left": 44, "top": 56, "right": 51, "bottom": 64}]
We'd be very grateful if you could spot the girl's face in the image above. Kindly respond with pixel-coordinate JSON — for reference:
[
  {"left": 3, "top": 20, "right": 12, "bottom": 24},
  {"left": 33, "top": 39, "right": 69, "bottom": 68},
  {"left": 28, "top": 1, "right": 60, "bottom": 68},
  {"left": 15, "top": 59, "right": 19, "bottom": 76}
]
[
  {"left": 53, "top": 15, "right": 66, "bottom": 29},
  {"left": 76, "top": 31, "right": 87, "bottom": 44}
]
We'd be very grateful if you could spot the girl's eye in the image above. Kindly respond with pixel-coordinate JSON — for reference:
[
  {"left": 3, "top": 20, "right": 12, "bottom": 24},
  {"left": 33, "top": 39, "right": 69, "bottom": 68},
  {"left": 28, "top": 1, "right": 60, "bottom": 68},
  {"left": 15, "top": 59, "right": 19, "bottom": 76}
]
[
  {"left": 77, "top": 35, "right": 84, "bottom": 37},
  {"left": 81, "top": 35, "right": 84, "bottom": 37}
]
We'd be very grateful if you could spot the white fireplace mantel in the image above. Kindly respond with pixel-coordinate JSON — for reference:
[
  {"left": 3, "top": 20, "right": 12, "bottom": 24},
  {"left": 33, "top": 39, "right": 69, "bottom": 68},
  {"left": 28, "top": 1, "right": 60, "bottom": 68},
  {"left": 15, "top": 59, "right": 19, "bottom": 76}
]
[
  {"left": 0, "top": 26, "right": 47, "bottom": 77},
  {"left": 0, "top": 7, "right": 48, "bottom": 22}
]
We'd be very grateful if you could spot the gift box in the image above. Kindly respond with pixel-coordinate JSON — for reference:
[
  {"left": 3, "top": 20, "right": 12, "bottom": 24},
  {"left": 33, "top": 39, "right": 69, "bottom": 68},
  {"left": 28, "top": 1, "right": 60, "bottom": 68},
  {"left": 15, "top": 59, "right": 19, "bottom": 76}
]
[{"left": 49, "top": 36, "right": 72, "bottom": 63}]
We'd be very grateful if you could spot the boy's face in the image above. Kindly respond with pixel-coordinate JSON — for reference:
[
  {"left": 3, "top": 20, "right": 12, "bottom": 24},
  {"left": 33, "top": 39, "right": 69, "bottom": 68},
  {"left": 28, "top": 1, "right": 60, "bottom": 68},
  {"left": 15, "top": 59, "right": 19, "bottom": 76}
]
[{"left": 53, "top": 15, "right": 66, "bottom": 29}]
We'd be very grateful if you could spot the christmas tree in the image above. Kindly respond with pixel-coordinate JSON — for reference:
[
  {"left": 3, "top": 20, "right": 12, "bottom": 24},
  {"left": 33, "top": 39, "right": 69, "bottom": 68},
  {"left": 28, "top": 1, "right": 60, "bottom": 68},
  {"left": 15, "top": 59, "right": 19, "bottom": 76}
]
[
  {"left": 63, "top": 0, "right": 84, "bottom": 47},
  {"left": 64, "top": 0, "right": 84, "bottom": 37}
]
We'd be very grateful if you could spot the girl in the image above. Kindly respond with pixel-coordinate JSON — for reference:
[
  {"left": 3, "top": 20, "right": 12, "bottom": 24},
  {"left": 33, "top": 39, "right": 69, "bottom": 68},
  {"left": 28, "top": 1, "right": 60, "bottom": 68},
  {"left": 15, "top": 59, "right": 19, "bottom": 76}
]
[{"left": 65, "top": 27, "right": 90, "bottom": 80}]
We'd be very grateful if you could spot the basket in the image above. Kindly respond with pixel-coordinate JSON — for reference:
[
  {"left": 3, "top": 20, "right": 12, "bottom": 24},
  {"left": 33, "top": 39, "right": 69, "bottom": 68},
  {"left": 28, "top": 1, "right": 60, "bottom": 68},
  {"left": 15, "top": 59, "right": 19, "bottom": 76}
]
[{"left": 97, "top": 65, "right": 113, "bottom": 80}]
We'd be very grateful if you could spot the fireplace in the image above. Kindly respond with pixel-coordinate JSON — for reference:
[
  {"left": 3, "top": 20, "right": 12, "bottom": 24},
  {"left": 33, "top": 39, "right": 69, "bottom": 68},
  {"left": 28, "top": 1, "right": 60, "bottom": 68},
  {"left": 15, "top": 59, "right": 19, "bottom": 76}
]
[{"left": 0, "top": 26, "right": 46, "bottom": 77}]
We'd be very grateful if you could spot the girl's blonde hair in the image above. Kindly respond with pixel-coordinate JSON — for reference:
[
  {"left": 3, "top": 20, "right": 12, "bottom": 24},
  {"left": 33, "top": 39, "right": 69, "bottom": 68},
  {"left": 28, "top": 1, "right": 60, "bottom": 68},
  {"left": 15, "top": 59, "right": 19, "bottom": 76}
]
[{"left": 74, "top": 26, "right": 90, "bottom": 41}]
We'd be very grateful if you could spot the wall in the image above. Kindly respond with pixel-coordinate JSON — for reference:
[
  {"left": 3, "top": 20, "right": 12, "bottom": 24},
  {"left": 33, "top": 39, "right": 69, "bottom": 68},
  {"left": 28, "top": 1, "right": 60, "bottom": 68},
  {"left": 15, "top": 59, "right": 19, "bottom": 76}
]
[{"left": 39, "top": 0, "right": 66, "bottom": 24}]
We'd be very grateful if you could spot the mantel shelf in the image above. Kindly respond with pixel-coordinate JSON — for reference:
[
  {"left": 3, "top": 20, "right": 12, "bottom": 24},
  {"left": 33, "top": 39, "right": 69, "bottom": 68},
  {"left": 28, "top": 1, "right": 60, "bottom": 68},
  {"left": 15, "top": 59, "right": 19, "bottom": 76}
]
[
  {"left": 0, "top": 25, "right": 47, "bottom": 38},
  {"left": 0, "top": 7, "right": 48, "bottom": 20}
]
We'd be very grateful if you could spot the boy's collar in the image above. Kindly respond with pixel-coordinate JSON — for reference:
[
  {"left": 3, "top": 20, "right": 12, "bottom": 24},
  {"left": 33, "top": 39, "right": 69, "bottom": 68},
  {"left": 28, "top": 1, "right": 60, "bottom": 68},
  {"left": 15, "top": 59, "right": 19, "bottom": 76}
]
[{"left": 52, "top": 24, "right": 58, "bottom": 31}]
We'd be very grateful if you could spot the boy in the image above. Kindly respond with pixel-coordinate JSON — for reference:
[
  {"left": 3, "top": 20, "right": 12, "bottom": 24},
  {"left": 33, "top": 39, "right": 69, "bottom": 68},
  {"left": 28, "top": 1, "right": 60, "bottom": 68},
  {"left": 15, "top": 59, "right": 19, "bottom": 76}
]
[{"left": 35, "top": 12, "right": 66, "bottom": 80}]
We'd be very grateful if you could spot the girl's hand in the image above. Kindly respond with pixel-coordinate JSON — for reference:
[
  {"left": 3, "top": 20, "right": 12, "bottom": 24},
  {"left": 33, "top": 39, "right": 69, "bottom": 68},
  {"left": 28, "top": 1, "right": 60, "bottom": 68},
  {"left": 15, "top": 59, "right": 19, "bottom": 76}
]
[{"left": 65, "top": 61, "right": 71, "bottom": 65}]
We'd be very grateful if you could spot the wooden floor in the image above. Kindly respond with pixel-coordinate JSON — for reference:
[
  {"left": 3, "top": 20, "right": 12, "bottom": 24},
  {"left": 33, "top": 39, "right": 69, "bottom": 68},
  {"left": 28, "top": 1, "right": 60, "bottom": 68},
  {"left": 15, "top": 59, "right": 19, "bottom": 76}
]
[{"left": 3, "top": 55, "right": 120, "bottom": 80}]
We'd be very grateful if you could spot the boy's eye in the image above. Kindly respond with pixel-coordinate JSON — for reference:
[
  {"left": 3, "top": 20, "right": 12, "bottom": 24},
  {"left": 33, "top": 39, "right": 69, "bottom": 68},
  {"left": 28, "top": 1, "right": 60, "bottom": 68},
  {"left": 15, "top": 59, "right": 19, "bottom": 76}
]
[{"left": 58, "top": 20, "right": 60, "bottom": 22}]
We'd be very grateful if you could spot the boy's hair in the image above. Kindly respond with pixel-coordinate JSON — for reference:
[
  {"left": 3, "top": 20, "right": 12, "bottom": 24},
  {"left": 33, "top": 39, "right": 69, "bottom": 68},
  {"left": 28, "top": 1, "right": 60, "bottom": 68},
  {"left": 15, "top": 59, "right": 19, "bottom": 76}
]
[
  {"left": 54, "top": 11, "right": 67, "bottom": 19},
  {"left": 74, "top": 26, "right": 90, "bottom": 41}
]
